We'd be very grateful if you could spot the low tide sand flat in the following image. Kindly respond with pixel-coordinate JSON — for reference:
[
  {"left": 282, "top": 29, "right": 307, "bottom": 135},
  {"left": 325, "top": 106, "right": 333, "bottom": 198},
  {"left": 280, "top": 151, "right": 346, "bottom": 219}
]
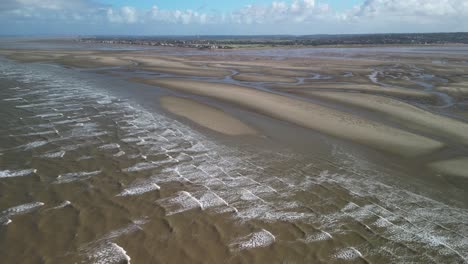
[
  {"left": 140, "top": 78, "right": 443, "bottom": 156},
  {"left": 1, "top": 42, "right": 468, "bottom": 263},
  {"left": 437, "top": 85, "right": 468, "bottom": 96},
  {"left": 127, "top": 56, "right": 231, "bottom": 77},
  {"left": 160, "top": 96, "right": 257, "bottom": 136},
  {"left": 300, "top": 91, "right": 468, "bottom": 145},
  {"left": 275, "top": 83, "right": 436, "bottom": 100},
  {"left": 236, "top": 67, "right": 311, "bottom": 77},
  {"left": 232, "top": 73, "right": 297, "bottom": 83},
  {"left": 428, "top": 157, "right": 468, "bottom": 178}
]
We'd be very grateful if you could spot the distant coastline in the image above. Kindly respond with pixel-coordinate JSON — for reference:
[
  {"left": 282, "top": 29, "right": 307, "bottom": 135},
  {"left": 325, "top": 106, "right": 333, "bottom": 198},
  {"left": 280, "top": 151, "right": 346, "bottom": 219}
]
[{"left": 78, "top": 32, "right": 468, "bottom": 50}]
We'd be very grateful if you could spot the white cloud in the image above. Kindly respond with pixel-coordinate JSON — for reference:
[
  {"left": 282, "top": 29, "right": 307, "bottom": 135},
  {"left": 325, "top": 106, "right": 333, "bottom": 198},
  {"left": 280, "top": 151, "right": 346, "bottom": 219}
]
[
  {"left": 344, "top": 0, "right": 468, "bottom": 32},
  {"left": 5, "top": 0, "right": 100, "bottom": 11},
  {"left": 149, "top": 5, "right": 209, "bottom": 25},
  {"left": 107, "top": 6, "right": 138, "bottom": 24},
  {"left": 230, "top": 0, "right": 332, "bottom": 24},
  {"left": 0, "top": 0, "right": 467, "bottom": 34},
  {"left": 355, "top": 0, "right": 464, "bottom": 17}
]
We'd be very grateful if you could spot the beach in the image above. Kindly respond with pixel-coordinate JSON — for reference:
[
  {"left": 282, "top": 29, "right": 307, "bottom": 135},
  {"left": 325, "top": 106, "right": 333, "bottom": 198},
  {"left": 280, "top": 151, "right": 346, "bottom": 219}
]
[{"left": 0, "top": 39, "right": 467, "bottom": 263}]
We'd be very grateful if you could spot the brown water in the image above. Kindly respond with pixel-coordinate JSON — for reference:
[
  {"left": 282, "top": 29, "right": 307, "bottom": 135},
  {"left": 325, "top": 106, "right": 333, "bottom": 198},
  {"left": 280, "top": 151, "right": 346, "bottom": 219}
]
[{"left": 0, "top": 56, "right": 467, "bottom": 264}]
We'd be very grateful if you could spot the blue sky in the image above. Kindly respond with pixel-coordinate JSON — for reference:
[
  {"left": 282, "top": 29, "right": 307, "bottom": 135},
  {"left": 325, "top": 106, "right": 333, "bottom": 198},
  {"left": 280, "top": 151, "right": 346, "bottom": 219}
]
[{"left": 0, "top": 0, "right": 467, "bottom": 35}]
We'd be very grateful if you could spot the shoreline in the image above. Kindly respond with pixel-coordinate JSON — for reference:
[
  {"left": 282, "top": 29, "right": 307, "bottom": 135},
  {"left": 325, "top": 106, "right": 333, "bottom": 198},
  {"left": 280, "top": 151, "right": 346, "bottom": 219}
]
[
  {"left": 136, "top": 77, "right": 444, "bottom": 157},
  {"left": 1, "top": 45, "right": 468, "bottom": 177}
]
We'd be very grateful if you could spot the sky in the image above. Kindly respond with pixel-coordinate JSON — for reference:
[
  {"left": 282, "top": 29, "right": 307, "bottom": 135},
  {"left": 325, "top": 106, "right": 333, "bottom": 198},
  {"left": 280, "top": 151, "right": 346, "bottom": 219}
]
[{"left": 0, "top": 0, "right": 467, "bottom": 35}]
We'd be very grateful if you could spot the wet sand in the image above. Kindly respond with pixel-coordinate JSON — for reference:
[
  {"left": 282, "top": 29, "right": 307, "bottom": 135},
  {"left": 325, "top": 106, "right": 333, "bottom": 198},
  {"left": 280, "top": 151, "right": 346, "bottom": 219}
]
[
  {"left": 160, "top": 96, "right": 257, "bottom": 136},
  {"left": 429, "top": 157, "right": 468, "bottom": 178},
  {"left": 136, "top": 78, "right": 443, "bottom": 157},
  {"left": 296, "top": 91, "right": 468, "bottom": 145},
  {"left": 232, "top": 73, "right": 297, "bottom": 83},
  {"left": 1, "top": 41, "right": 468, "bottom": 263}
]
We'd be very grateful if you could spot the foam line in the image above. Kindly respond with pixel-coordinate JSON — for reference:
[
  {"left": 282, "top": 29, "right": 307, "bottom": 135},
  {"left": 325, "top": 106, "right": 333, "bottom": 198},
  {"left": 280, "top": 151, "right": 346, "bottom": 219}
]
[
  {"left": 333, "top": 247, "right": 363, "bottom": 260},
  {"left": 305, "top": 231, "right": 333, "bottom": 242},
  {"left": 113, "top": 151, "right": 125, "bottom": 157},
  {"left": 158, "top": 191, "right": 202, "bottom": 216},
  {"left": 89, "top": 242, "right": 131, "bottom": 264},
  {"left": 117, "top": 183, "right": 160, "bottom": 197},
  {"left": 98, "top": 143, "right": 120, "bottom": 150},
  {"left": 0, "top": 169, "right": 37, "bottom": 178},
  {"left": 34, "top": 113, "right": 63, "bottom": 118},
  {"left": 198, "top": 191, "right": 229, "bottom": 210},
  {"left": 21, "top": 140, "right": 48, "bottom": 150},
  {"left": 13, "top": 130, "right": 57, "bottom": 137},
  {"left": 55, "top": 170, "right": 101, "bottom": 184},
  {"left": 40, "top": 151, "right": 66, "bottom": 159},
  {"left": 232, "top": 229, "right": 276, "bottom": 250},
  {"left": 0, "top": 202, "right": 45, "bottom": 224},
  {"left": 50, "top": 201, "right": 72, "bottom": 210}
]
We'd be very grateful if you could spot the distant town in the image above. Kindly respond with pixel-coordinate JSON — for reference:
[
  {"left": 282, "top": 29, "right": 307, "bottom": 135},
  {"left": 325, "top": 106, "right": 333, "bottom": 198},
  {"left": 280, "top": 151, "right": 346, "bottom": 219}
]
[{"left": 79, "top": 32, "right": 468, "bottom": 49}]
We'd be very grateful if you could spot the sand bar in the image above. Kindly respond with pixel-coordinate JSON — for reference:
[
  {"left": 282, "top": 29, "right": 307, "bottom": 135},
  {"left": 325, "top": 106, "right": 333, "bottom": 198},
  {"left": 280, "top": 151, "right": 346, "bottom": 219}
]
[
  {"left": 274, "top": 83, "right": 435, "bottom": 100},
  {"left": 160, "top": 96, "right": 256, "bottom": 136},
  {"left": 136, "top": 78, "right": 443, "bottom": 157},
  {"left": 436, "top": 86, "right": 468, "bottom": 96},
  {"left": 126, "top": 56, "right": 230, "bottom": 77},
  {"left": 301, "top": 91, "right": 468, "bottom": 145},
  {"left": 232, "top": 73, "right": 297, "bottom": 83},
  {"left": 428, "top": 157, "right": 468, "bottom": 178}
]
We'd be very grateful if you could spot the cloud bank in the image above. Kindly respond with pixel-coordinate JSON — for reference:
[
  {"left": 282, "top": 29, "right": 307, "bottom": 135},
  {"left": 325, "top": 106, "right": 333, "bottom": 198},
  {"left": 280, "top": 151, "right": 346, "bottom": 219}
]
[{"left": 0, "top": 0, "right": 467, "bottom": 35}]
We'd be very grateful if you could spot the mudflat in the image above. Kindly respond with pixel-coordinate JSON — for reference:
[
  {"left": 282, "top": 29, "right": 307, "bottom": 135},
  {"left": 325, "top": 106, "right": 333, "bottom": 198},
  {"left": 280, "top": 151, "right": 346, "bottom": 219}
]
[{"left": 1, "top": 42, "right": 468, "bottom": 264}]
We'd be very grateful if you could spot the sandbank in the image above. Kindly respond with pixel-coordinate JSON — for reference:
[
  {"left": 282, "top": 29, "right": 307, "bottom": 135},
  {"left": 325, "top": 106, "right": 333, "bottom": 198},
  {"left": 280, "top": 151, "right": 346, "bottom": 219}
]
[
  {"left": 232, "top": 73, "right": 297, "bottom": 83},
  {"left": 160, "top": 96, "right": 256, "bottom": 136},
  {"left": 428, "top": 157, "right": 468, "bottom": 178},
  {"left": 135, "top": 78, "right": 444, "bottom": 157},
  {"left": 300, "top": 91, "right": 468, "bottom": 145},
  {"left": 275, "top": 83, "right": 435, "bottom": 101}
]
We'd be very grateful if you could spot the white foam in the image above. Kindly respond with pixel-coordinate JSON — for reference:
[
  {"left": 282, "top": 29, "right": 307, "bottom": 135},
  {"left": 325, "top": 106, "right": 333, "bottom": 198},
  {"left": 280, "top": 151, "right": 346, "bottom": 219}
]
[
  {"left": 121, "top": 137, "right": 142, "bottom": 143},
  {"left": 368, "top": 70, "right": 380, "bottom": 84},
  {"left": 77, "top": 155, "right": 93, "bottom": 161},
  {"left": 232, "top": 229, "right": 275, "bottom": 250},
  {"left": 16, "top": 102, "right": 57, "bottom": 108},
  {"left": 99, "top": 220, "right": 147, "bottom": 241},
  {"left": 55, "top": 170, "right": 101, "bottom": 184},
  {"left": 113, "top": 151, "right": 125, "bottom": 157},
  {"left": 54, "top": 117, "right": 91, "bottom": 125},
  {"left": 22, "top": 140, "right": 48, "bottom": 150},
  {"left": 1, "top": 202, "right": 45, "bottom": 222},
  {"left": 123, "top": 159, "right": 171, "bottom": 173},
  {"left": 34, "top": 113, "right": 63, "bottom": 118},
  {"left": 40, "top": 150, "right": 66, "bottom": 159},
  {"left": 373, "top": 216, "right": 393, "bottom": 228},
  {"left": 117, "top": 183, "right": 160, "bottom": 197},
  {"left": 305, "top": 231, "right": 333, "bottom": 242},
  {"left": 158, "top": 191, "right": 202, "bottom": 216},
  {"left": 61, "top": 107, "right": 84, "bottom": 112},
  {"left": 187, "top": 142, "right": 207, "bottom": 152},
  {"left": 0, "top": 169, "right": 36, "bottom": 178},
  {"left": 14, "top": 130, "right": 57, "bottom": 137},
  {"left": 123, "top": 162, "right": 159, "bottom": 172},
  {"left": 333, "top": 247, "right": 363, "bottom": 260},
  {"left": 89, "top": 242, "right": 131, "bottom": 264},
  {"left": 3, "top": 97, "right": 23, "bottom": 101},
  {"left": 98, "top": 143, "right": 120, "bottom": 150},
  {"left": 198, "top": 191, "right": 229, "bottom": 210},
  {"left": 239, "top": 189, "right": 261, "bottom": 201},
  {"left": 51, "top": 200, "right": 72, "bottom": 210},
  {"left": 97, "top": 99, "right": 112, "bottom": 105}
]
